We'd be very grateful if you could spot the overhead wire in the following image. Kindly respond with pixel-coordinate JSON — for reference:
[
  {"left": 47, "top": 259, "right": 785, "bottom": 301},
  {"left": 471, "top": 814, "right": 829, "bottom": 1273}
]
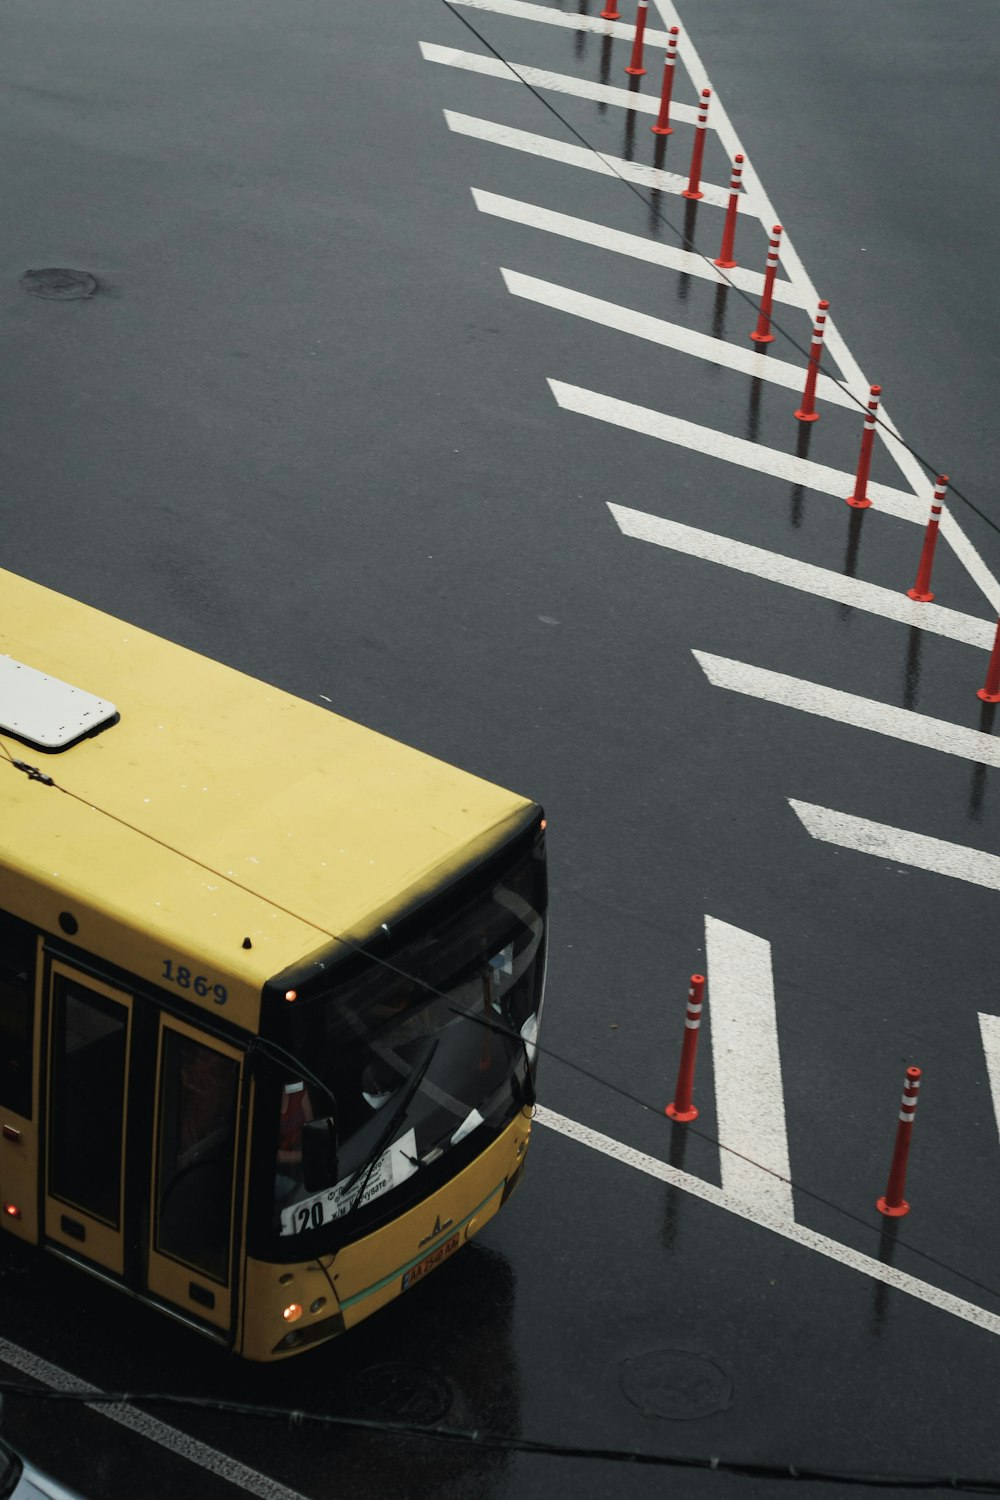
[
  {"left": 418, "top": 0, "right": 1000, "bottom": 1303},
  {"left": 438, "top": 0, "right": 1000, "bottom": 550},
  {"left": 4, "top": 728, "right": 1000, "bottom": 1311},
  {"left": 2, "top": 0, "right": 1000, "bottom": 1384},
  {"left": 0, "top": 8, "right": 996, "bottom": 1484},
  {"left": 1, "top": 1381, "right": 999, "bottom": 1490}
]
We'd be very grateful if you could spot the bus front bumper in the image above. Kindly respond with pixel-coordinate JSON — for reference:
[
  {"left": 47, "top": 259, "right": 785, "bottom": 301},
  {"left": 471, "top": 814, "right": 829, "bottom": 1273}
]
[{"left": 240, "top": 1107, "right": 532, "bottom": 1361}]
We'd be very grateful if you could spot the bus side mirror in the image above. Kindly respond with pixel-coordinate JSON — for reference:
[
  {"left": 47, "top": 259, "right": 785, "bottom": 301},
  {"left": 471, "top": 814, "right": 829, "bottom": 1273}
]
[{"left": 302, "top": 1118, "right": 338, "bottom": 1192}]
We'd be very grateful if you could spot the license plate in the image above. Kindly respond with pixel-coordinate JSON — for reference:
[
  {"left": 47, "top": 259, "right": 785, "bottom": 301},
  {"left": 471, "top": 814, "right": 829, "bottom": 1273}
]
[{"left": 401, "top": 1233, "right": 460, "bottom": 1291}]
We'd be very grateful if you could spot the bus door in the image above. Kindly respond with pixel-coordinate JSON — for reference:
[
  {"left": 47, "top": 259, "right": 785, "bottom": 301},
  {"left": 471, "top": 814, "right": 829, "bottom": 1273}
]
[
  {"left": 43, "top": 962, "right": 134, "bottom": 1275},
  {"left": 146, "top": 1016, "right": 244, "bottom": 1333}
]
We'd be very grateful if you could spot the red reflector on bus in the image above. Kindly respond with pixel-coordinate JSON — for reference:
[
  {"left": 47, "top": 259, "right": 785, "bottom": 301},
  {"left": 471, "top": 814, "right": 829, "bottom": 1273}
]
[
  {"left": 284, "top": 989, "right": 298, "bottom": 1002},
  {"left": 3, "top": 1202, "right": 21, "bottom": 1219}
]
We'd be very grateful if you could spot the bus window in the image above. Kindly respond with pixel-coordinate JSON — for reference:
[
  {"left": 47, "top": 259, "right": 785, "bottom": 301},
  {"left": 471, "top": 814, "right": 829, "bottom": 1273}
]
[
  {"left": 155, "top": 1030, "right": 239, "bottom": 1285},
  {"left": 48, "top": 977, "right": 128, "bottom": 1227},
  {"left": 0, "top": 913, "right": 35, "bottom": 1120}
]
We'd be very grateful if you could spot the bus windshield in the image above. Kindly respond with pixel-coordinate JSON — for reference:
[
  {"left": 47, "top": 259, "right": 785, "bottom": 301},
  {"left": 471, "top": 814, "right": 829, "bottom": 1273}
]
[{"left": 269, "top": 838, "right": 546, "bottom": 1247}]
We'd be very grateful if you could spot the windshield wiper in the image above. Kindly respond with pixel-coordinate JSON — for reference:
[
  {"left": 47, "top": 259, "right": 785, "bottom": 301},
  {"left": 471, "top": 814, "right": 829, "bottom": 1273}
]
[{"left": 342, "top": 1039, "right": 440, "bottom": 1220}]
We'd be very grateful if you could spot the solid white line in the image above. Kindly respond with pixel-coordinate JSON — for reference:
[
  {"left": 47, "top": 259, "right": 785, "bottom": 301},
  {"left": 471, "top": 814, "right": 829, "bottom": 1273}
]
[
  {"left": 473, "top": 190, "right": 811, "bottom": 306},
  {"left": 550, "top": 381, "right": 925, "bottom": 522},
  {"left": 609, "top": 506, "right": 996, "bottom": 651},
  {"left": 694, "top": 650, "right": 1000, "bottom": 767},
  {"left": 977, "top": 1013, "right": 1000, "bottom": 1151},
  {"left": 448, "top": 0, "right": 678, "bottom": 49},
  {"left": 705, "top": 917, "right": 794, "bottom": 1216},
  {"left": 644, "top": 0, "right": 895, "bottom": 430},
  {"left": 0, "top": 1337, "right": 308, "bottom": 1500},
  {"left": 444, "top": 111, "right": 751, "bottom": 212},
  {"left": 533, "top": 1106, "right": 1000, "bottom": 1336},
  {"left": 503, "top": 269, "right": 859, "bottom": 407},
  {"left": 789, "top": 801, "right": 1000, "bottom": 892},
  {"left": 649, "top": 0, "right": 1000, "bottom": 617},
  {"left": 421, "top": 41, "right": 703, "bottom": 125}
]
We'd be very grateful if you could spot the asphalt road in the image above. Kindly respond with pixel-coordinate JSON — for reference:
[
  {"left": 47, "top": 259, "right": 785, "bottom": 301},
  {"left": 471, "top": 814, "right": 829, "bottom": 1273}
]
[{"left": 2, "top": 0, "right": 1000, "bottom": 1496}]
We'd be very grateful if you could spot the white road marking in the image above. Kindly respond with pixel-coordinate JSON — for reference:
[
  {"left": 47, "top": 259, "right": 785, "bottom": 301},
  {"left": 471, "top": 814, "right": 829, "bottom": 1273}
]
[
  {"left": 790, "top": 801, "right": 1000, "bottom": 892},
  {"left": 433, "top": 0, "right": 1000, "bottom": 1334},
  {"left": 977, "top": 1013, "right": 1000, "bottom": 1151},
  {"left": 444, "top": 111, "right": 751, "bottom": 212},
  {"left": 695, "top": 650, "right": 1000, "bottom": 767},
  {"left": 0, "top": 1337, "right": 308, "bottom": 1500},
  {"left": 609, "top": 506, "right": 996, "bottom": 651},
  {"left": 534, "top": 1107, "right": 1000, "bottom": 1336},
  {"left": 648, "top": 0, "right": 1000, "bottom": 616},
  {"left": 436, "top": 0, "right": 1000, "bottom": 617},
  {"left": 504, "top": 269, "right": 859, "bottom": 406},
  {"left": 421, "top": 41, "right": 703, "bottom": 124},
  {"left": 705, "top": 917, "right": 794, "bottom": 1216},
  {"left": 473, "top": 189, "right": 811, "bottom": 305},
  {"left": 448, "top": 0, "right": 678, "bottom": 49},
  {"left": 550, "top": 382, "right": 925, "bottom": 522}
]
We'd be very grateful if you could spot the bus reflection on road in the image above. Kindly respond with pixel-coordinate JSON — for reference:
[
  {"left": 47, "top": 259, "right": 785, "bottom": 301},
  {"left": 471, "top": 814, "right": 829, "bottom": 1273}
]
[
  {"left": 0, "top": 1228, "right": 521, "bottom": 1495},
  {"left": 300, "top": 1242, "right": 521, "bottom": 1496}
]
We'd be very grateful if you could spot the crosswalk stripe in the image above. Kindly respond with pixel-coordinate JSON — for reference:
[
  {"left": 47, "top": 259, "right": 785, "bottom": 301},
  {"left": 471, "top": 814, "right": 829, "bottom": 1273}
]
[
  {"left": 437, "top": 0, "right": 1000, "bottom": 616},
  {"left": 609, "top": 506, "right": 995, "bottom": 649},
  {"left": 504, "top": 269, "right": 858, "bottom": 406},
  {"left": 977, "top": 1013, "right": 1000, "bottom": 1152},
  {"left": 473, "top": 189, "right": 809, "bottom": 305},
  {"left": 444, "top": 111, "right": 754, "bottom": 212},
  {"left": 550, "top": 381, "right": 925, "bottom": 521},
  {"left": 421, "top": 41, "right": 704, "bottom": 124},
  {"left": 448, "top": 0, "right": 678, "bottom": 49},
  {"left": 789, "top": 801, "right": 1000, "bottom": 892},
  {"left": 695, "top": 650, "right": 1000, "bottom": 767},
  {"left": 706, "top": 917, "right": 795, "bottom": 1217}
]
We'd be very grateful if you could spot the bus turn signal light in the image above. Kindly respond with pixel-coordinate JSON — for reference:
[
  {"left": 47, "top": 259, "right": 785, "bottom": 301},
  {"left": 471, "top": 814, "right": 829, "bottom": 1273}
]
[
  {"left": 3, "top": 1203, "right": 21, "bottom": 1219},
  {"left": 284, "top": 990, "right": 298, "bottom": 1002},
  {"left": 282, "top": 1303, "right": 303, "bottom": 1322}
]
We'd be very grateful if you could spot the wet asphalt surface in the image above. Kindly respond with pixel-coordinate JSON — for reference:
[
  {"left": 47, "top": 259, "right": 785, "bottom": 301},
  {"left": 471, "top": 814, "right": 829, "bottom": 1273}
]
[{"left": 2, "top": 0, "right": 1000, "bottom": 1495}]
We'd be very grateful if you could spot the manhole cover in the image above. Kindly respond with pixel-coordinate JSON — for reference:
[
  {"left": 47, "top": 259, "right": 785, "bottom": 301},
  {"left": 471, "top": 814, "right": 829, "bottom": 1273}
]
[
  {"left": 351, "top": 1362, "right": 453, "bottom": 1424},
  {"left": 21, "top": 268, "right": 98, "bottom": 300},
  {"left": 620, "top": 1348, "right": 733, "bottom": 1419}
]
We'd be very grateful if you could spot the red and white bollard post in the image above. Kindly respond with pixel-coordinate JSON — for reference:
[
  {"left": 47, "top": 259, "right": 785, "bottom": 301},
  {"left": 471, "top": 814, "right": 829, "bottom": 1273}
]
[
  {"left": 650, "top": 27, "right": 680, "bottom": 135},
  {"left": 794, "top": 299, "right": 830, "bottom": 422},
  {"left": 750, "top": 224, "right": 783, "bottom": 344},
  {"left": 624, "top": 0, "right": 648, "bottom": 75},
  {"left": 682, "top": 89, "right": 711, "bottom": 200},
  {"left": 665, "top": 975, "right": 704, "bottom": 1122},
  {"left": 978, "top": 619, "right": 1000, "bottom": 703},
  {"left": 600, "top": 0, "right": 620, "bottom": 22},
  {"left": 876, "top": 1066, "right": 922, "bottom": 1217},
  {"left": 714, "top": 154, "right": 744, "bottom": 268},
  {"left": 845, "top": 385, "right": 882, "bottom": 509},
  {"left": 907, "top": 477, "right": 948, "bottom": 601}
]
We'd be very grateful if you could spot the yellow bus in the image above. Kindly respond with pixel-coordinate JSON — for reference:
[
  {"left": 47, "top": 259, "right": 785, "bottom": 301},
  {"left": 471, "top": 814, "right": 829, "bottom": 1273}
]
[{"left": 0, "top": 570, "right": 546, "bottom": 1360}]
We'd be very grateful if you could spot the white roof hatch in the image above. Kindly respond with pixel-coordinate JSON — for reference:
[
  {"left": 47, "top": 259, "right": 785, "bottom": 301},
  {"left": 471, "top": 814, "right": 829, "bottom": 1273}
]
[{"left": 0, "top": 655, "right": 118, "bottom": 751}]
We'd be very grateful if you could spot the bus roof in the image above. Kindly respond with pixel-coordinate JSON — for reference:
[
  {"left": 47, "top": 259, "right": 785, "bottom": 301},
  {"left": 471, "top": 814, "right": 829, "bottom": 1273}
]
[{"left": 0, "top": 570, "right": 536, "bottom": 1030}]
